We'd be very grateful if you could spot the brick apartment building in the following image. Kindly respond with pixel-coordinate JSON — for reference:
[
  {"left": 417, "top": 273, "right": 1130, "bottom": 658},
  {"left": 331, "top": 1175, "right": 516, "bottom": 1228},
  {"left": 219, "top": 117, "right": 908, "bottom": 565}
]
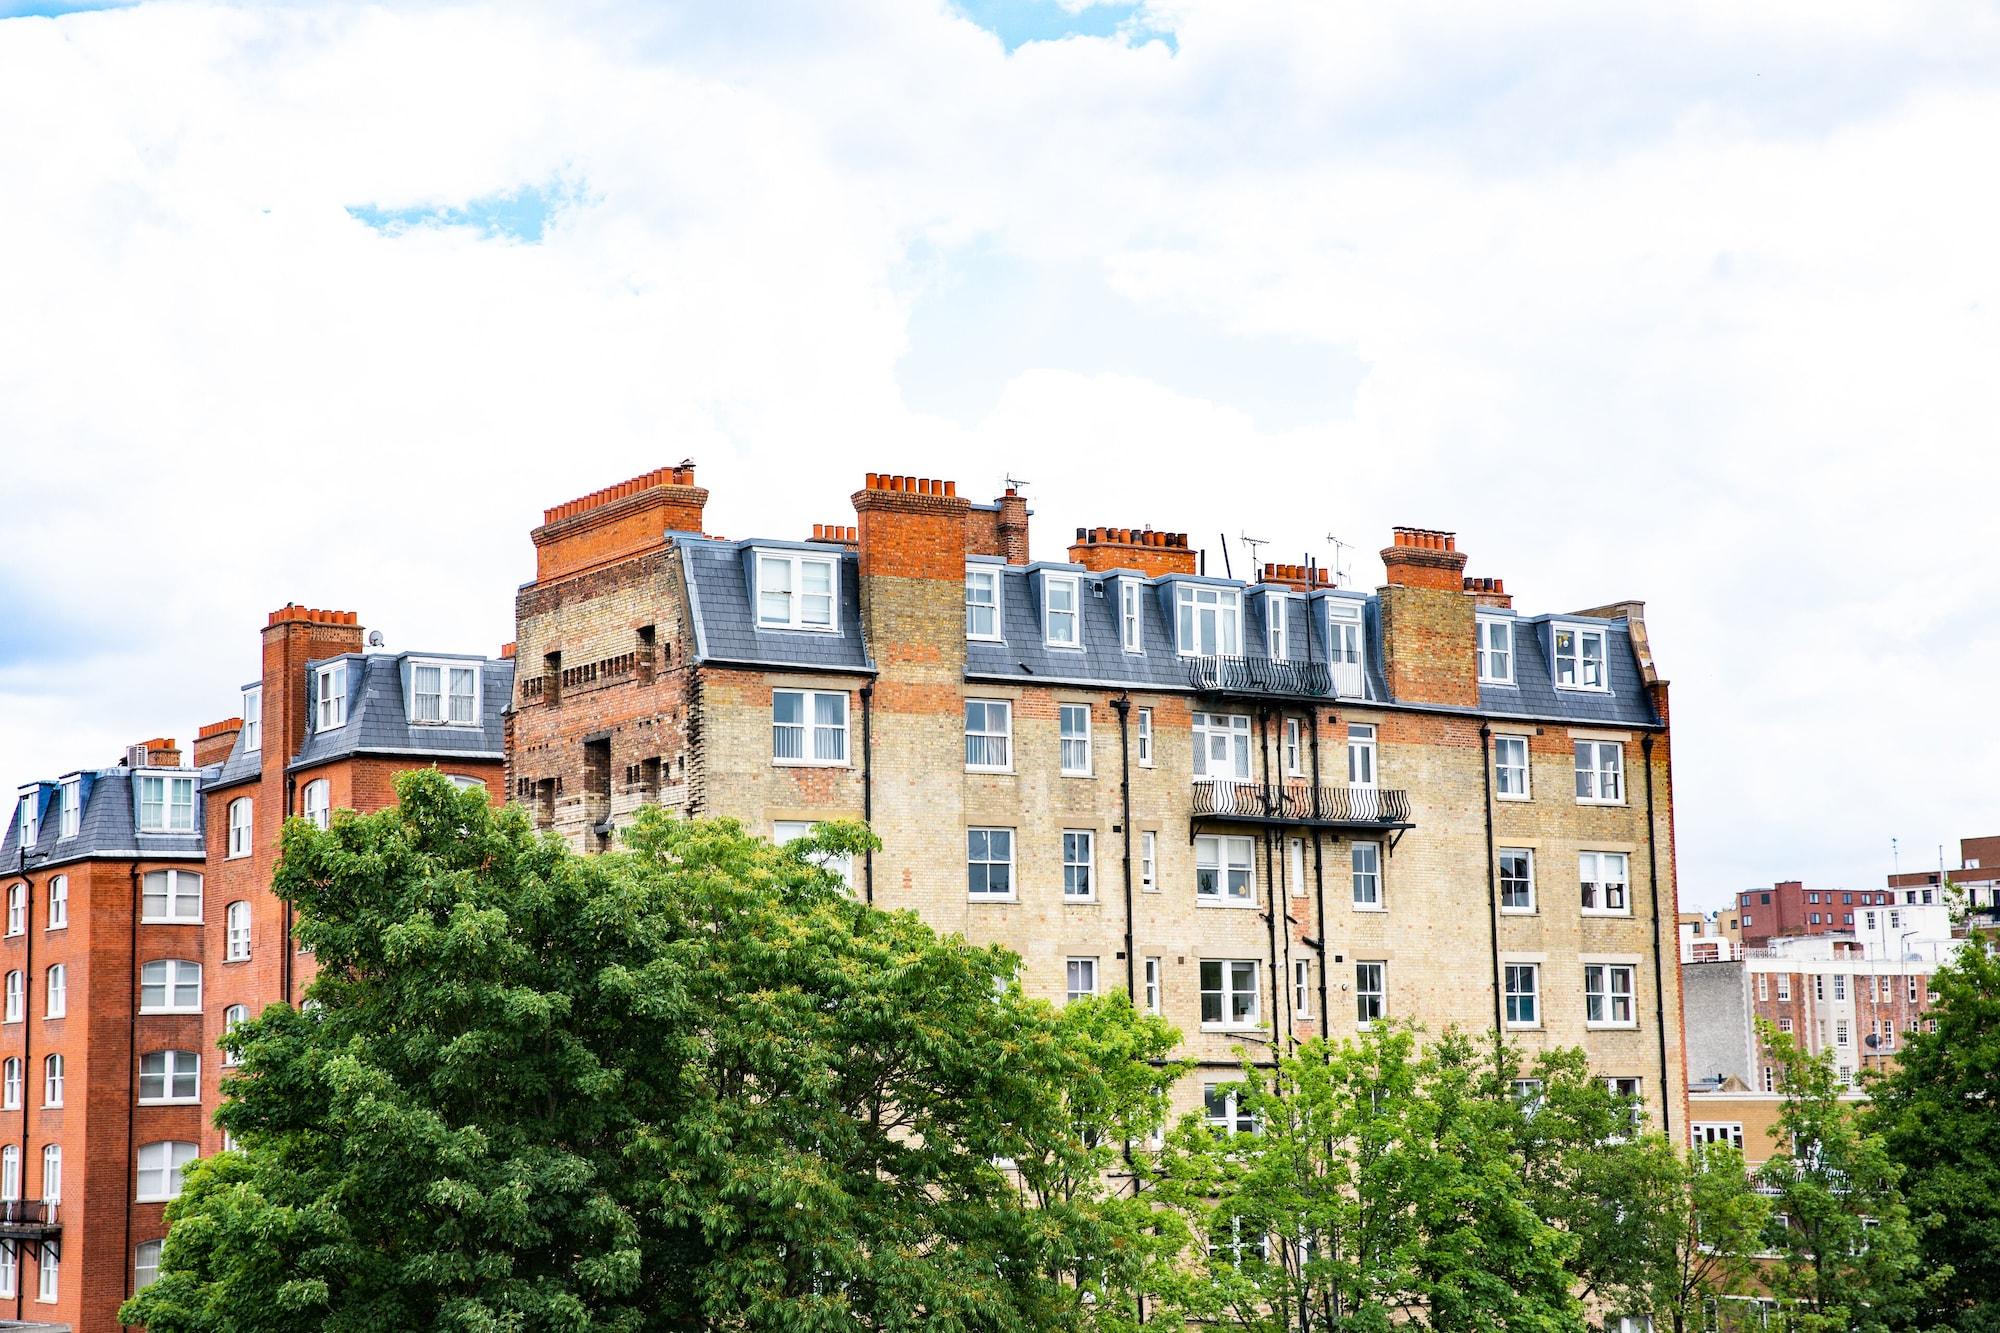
[
  {"left": 1887, "top": 834, "right": 2000, "bottom": 928},
  {"left": 1734, "top": 879, "right": 1905, "bottom": 948},
  {"left": 0, "top": 606, "right": 509, "bottom": 1331},
  {"left": 508, "top": 465, "right": 1690, "bottom": 1137}
]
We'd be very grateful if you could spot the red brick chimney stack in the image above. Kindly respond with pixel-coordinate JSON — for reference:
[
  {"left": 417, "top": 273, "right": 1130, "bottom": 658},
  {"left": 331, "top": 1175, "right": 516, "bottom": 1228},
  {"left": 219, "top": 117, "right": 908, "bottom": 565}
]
[
  {"left": 851, "top": 473, "right": 970, "bottom": 581},
  {"left": 1376, "top": 527, "right": 1478, "bottom": 707},
  {"left": 532, "top": 464, "right": 708, "bottom": 582},
  {"left": 1260, "top": 562, "right": 1333, "bottom": 592},
  {"left": 125, "top": 737, "right": 183, "bottom": 768},
  {"left": 1067, "top": 526, "right": 1198, "bottom": 577},
  {"left": 1464, "top": 576, "right": 1512, "bottom": 610},
  {"left": 261, "top": 605, "right": 366, "bottom": 760},
  {"left": 193, "top": 719, "right": 242, "bottom": 767}
]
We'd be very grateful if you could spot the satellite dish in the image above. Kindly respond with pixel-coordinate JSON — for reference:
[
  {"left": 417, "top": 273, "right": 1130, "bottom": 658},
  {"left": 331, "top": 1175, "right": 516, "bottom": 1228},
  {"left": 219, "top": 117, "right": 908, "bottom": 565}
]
[
  {"left": 366, "top": 630, "right": 386, "bottom": 648},
  {"left": 1864, "top": 1033, "right": 1880, "bottom": 1049}
]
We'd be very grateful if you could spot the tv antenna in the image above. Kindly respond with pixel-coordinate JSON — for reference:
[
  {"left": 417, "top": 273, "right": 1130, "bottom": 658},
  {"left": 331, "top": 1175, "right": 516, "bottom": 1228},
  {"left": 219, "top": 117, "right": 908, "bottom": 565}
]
[
  {"left": 1240, "top": 533, "right": 1270, "bottom": 568},
  {"left": 1004, "top": 474, "right": 1032, "bottom": 492},
  {"left": 1324, "top": 533, "right": 1355, "bottom": 587}
]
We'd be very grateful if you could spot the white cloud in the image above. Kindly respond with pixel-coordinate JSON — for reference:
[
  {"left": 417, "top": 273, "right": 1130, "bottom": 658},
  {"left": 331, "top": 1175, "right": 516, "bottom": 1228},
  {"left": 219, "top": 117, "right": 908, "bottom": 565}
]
[{"left": 2, "top": 0, "right": 1997, "bottom": 905}]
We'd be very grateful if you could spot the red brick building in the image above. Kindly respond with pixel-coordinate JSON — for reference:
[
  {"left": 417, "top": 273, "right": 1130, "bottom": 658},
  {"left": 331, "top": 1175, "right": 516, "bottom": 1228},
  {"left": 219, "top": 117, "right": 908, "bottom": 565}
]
[
  {"left": 1, "top": 607, "right": 510, "bottom": 1330},
  {"left": 1734, "top": 879, "right": 1899, "bottom": 948}
]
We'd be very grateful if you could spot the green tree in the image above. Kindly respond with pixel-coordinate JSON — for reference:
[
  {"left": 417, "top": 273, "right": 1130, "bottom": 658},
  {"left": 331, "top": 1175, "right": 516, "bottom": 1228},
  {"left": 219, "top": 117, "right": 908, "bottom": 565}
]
[
  {"left": 1870, "top": 928, "right": 2000, "bottom": 1332},
  {"left": 1593, "top": 1135, "right": 1769, "bottom": 1333},
  {"left": 122, "top": 772, "right": 1185, "bottom": 1332},
  {"left": 1755, "top": 1023, "right": 1930, "bottom": 1333},
  {"left": 1154, "top": 1026, "right": 1585, "bottom": 1333}
]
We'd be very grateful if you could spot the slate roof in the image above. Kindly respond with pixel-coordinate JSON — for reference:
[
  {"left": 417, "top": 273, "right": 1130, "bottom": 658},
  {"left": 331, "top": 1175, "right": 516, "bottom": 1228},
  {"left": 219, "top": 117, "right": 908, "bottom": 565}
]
[
  {"left": 680, "top": 537, "right": 875, "bottom": 674},
  {"left": 678, "top": 534, "right": 1660, "bottom": 728},
  {"left": 289, "top": 651, "right": 514, "bottom": 772},
  {"left": 206, "top": 679, "right": 265, "bottom": 792},
  {"left": 2, "top": 766, "right": 206, "bottom": 869}
]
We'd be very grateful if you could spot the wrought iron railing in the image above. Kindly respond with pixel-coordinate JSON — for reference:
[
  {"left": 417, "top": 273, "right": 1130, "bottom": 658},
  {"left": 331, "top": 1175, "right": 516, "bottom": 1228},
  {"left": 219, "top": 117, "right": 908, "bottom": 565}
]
[
  {"left": 1191, "top": 780, "right": 1412, "bottom": 826},
  {"left": 0, "top": 1200, "right": 58, "bottom": 1234},
  {"left": 1184, "top": 655, "right": 1337, "bottom": 698}
]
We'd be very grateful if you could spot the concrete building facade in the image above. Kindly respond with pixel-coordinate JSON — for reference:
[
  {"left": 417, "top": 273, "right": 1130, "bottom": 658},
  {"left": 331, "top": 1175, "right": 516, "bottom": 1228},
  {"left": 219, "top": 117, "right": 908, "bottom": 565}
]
[{"left": 508, "top": 466, "right": 1691, "bottom": 1137}]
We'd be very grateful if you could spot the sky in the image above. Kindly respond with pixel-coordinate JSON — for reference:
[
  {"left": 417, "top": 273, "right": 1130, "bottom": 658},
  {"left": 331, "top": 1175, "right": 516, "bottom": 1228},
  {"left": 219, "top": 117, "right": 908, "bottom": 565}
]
[{"left": 3, "top": 0, "right": 1998, "bottom": 909}]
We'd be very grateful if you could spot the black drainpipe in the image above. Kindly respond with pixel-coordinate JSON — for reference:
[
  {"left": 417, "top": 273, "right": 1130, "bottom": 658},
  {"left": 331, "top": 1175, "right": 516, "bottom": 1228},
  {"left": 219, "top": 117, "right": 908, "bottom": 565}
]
[
  {"left": 1112, "top": 695, "right": 1136, "bottom": 1002},
  {"left": 121, "top": 860, "right": 140, "bottom": 1327},
  {"left": 282, "top": 775, "right": 296, "bottom": 1005},
  {"left": 1304, "top": 581, "right": 1331, "bottom": 1034},
  {"left": 1255, "top": 711, "right": 1282, "bottom": 1040},
  {"left": 1643, "top": 733, "right": 1672, "bottom": 1139},
  {"left": 859, "top": 683, "right": 875, "bottom": 905},
  {"left": 1478, "top": 725, "right": 1504, "bottom": 1036},
  {"left": 17, "top": 847, "right": 32, "bottom": 1314}
]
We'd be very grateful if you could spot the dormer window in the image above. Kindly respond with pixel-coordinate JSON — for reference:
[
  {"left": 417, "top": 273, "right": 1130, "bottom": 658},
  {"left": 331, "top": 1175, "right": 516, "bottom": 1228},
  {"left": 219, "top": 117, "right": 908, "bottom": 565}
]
[
  {"left": 1266, "top": 594, "right": 1288, "bottom": 661},
  {"left": 135, "top": 775, "right": 196, "bottom": 834},
  {"left": 241, "top": 687, "right": 262, "bottom": 752},
  {"left": 756, "top": 551, "right": 838, "bottom": 631},
  {"left": 1043, "top": 574, "right": 1081, "bottom": 649},
  {"left": 316, "top": 665, "right": 348, "bottom": 729},
  {"left": 1476, "top": 618, "right": 1514, "bottom": 685},
  {"left": 1176, "top": 585, "right": 1242, "bottom": 657},
  {"left": 1326, "top": 601, "right": 1364, "bottom": 694},
  {"left": 1553, "top": 624, "right": 1608, "bottom": 691},
  {"left": 57, "top": 780, "right": 78, "bottom": 840},
  {"left": 13, "top": 792, "right": 32, "bottom": 850},
  {"left": 1119, "top": 579, "right": 1143, "bottom": 653},
  {"left": 965, "top": 566, "right": 1001, "bottom": 640},
  {"left": 411, "top": 661, "right": 480, "bottom": 726}
]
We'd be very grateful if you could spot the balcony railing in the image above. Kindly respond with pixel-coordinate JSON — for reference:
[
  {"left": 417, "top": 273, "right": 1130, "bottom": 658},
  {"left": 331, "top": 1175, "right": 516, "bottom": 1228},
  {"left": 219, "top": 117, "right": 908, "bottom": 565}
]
[
  {"left": 0, "top": 1200, "right": 59, "bottom": 1237},
  {"left": 1184, "top": 655, "right": 1340, "bottom": 699},
  {"left": 1192, "top": 780, "right": 1413, "bottom": 829}
]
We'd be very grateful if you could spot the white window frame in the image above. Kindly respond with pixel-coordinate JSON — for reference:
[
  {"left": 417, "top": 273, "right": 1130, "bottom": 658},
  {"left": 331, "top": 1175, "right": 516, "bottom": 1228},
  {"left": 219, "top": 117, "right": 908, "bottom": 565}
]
[
  {"left": 315, "top": 664, "right": 348, "bottom": 730},
  {"left": 1553, "top": 623, "right": 1609, "bottom": 691},
  {"left": 1347, "top": 723, "right": 1377, "bottom": 787},
  {"left": 1062, "top": 830, "right": 1095, "bottom": 901},
  {"left": 1058, "top": 703, "right": 1093, "bottom": 776},
  {"left": 1192, "top": 711, "right": 1252, "bottom": 781},
  {"left": 136, "top": 774, "right": 197, "bottom": 833},
  {"left": 43, "top": 965, "right": 63, "bottom": 1020},
  {"left": 1135, "top": 707, "right": 1153, "bottom": 766},
  {"left": 3, "top": 974, "right": 19, "bottom": 1025},
  {"left": 135, "top": 1240, "right": 162, "bottom": 1292},
  {"left": 1143, "top": 957, "right": 1162, "bottom": 1014},
  {"left": 227, "top": 797, "right": 253, "bottom": 858},
  {"left": 1119, "top": 578, "right": 1143, "bottom": 653},
  {"left": 1692, "top": 1122, "right": 1746, "bottom": 1151},
  {"left": 1, "top": 1060, "right": 18, "bottom": 1109},
  {"left": 34, "top": 1240, "right": 52, "bottom": 1304},
  {"left": 135, "top": 1141, "right": 198, "bottom": 1203},
  {"left": 965, "top": 566, "right": 1001, "bottom": 641},
  {"left": 0, "top": 1238, "right": 13, "bottom": 1297},
  {"left": 1584, "top": 963, "right": 1638, "bottom": 1028},
  {"left": 241, "top": 686, "right": 262, "bottom": 752},
  {"left": 1140, "top": 830, "right": 1158, "bottom": 892},
  {"left": 1351, "top": 841, "right": 1383, "bottom": 910},
  {"left": 58, "top": 779, "right": 79, "bottom": 839},
  {"left": 1204, "top": 1083, "right": 1258, "bottom": 1134},
  {"left": 1477, "top": 617, "right": 1514, "bottom": 684},
  {"left": 1065, "top": 956, "right": 1098, "bottom": 1003},
  {"left": 1287, "top": 836, "right": 1306, "bottom": 898},
  {"left": 44, "top": 877, "right": 64, "bottom": 931},
  {"left": 142, "top": 869, "right": 203, "bottom": 924},
  {"left": 1283, "top": 718, "right": 1304, "bottom": 776},
  {"left": 1580, "top": 851, "right": 1632, "bottom": 916},
  {"left": 39, "top": 1145, "right": 58, "bottom": 1203},
  {"left": 41, "top": 1054, "right": 60, "bottom": 1108},
  {"left": 409, "top": 659, "right": 481, "bottom": 727},
  {"left": 966, "top": 828, "right": 1015, "bottom": 900},
  {"left": 755, "top": 550, "right": 840, "bottom": 632},
  {"left": 1199, "top": 958, "right": 1262, "bottom": 1030},
  {"left": 964, "top": 699, "right": 1013, "bottom": 773},
  {"left": 139, "top": 960, "right": 202, "bottom": 1014},
  {"left": 771, "top": 689, "right": 850, "bottom": 766},
  {"left": 4, "top": 884, "right": 20, "bottom": 936},
  {"left": 139, "top": 1050, "right": 202, "bottom": 1105},
  {"left": 1498, "top": 847, "right": 1536, "bottom": 914},
  {"left": 302, "top": 778, "right": 331, "bottom": 830},
  {"left": 1266, "top": 593, "right": 1288, "bottom": 661},
  {"left": 1042, "top": 573, "right": 1082, "bottom": 649},
  {"left": 14, "top": 790, "right": 33, "bottom": 850},
  {"left": 1777, "top": 975, "right": 1791, "bottom": 1002},
  {"left": 1503, "top": 962, "right": 1540, "bottom": 1028},
  {"left": 1494, "top": 734, "right": 1530, "bottom": 800},
  {"left": 1175, "top": 584, "right": 1243, "bottom": 657},
  {"left": 1355, "top": 960, "right": 1386, "bottom": 1027},
  {"left": 1195, "top": 834, "right": 1255, "bottom": 906},
  {"left": 222, "top": 1004, "right": 249, "bottom": 1066},
  {"left": 226, "top": 901, "right": 252, "bottom": 961},
  {"left": 1575, "top": 740, "right": 1625, "bottom": 804},
  {"left": 1293, "top": 958, "right": 1312, "bottom": 1018}
]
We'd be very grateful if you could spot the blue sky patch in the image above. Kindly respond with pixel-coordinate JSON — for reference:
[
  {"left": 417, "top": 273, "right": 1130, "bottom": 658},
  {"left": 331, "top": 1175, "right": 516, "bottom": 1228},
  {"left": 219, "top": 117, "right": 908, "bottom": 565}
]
[
  {"left": 0, "top": 0, "right": 134, "bottom": 16},
  {"left": 346, "top": 179, "right": 587, "bottom": 244},
  {"left": 953, "top": 0, "right": 1175, "bottom": 54}
]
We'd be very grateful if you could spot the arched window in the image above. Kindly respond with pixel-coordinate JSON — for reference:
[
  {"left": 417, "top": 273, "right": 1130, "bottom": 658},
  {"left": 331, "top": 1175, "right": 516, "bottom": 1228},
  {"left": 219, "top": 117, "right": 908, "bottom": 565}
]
[
  {"left": 138, "top": 960, "right": 201, "bottom": 1013},
  {"left": 36, "top": 1240, "right": 54, "bottom": 1303},
  {"left": 0, "top": 1237, "right": 15, "bottom": 1297},
  {"left": 39, "top": 1146, "right": 58, "bottom": 1203},
  {"left": 4, "top": 883, "right": 21, "bottom": 936},
  {"left": 0, "top": 1145, "right": 18, "bottom": 1200},
  {"left": 138, "top": 1051, "right": 200, "bottom": 1104},
  {"left": 141, "top": 869, "right": 202, "bottom": 923},
  {"left": 302, "top": 779, "right": 331, "bottom": 830},
  {"left": 226, "top": 902, "right": 252, "bottom": 961},
  {"left": 135, "top": 1142, "right": 197, "bottom": 1202},
  {"left": 134, "top": 1240, "right": 161, "bottom": 1290},
  {"left": 446, "top": 775, "right": 486, "bottom": 792},
  {"left": 44, "top": 965, "right": 65, "bottom": 1019},
  {"left": 3, "top": 972, "right": 21, "bottom": 1023},
  {"left": 44, "top": 877, "right": 65, "bottom": 930},
  {"left": 0, "top": 1060, "right": 17, "bottom": 1110},
  {"left": 41, "top": 1055, "right": 60, "bottom": 1108},
  {"left": 227, "top": 798, "right": 253, "bottom": 858},
  {"left": 222, "top": 1004, "right": 249, "bottom": 1067}
]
